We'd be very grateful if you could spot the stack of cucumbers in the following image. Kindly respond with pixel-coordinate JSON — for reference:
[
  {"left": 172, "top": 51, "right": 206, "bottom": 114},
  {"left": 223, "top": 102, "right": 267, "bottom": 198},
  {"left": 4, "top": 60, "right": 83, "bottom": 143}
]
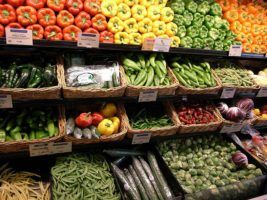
[
  {"left": 122, "top": 53, "right": 171, "bottom": 87},
  {"left": 170, "top": 58, "right": 217, "bottom": 88}
]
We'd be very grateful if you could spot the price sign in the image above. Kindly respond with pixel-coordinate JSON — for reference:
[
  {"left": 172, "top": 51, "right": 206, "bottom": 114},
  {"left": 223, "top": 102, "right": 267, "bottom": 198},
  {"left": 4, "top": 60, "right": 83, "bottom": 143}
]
[
  {"left": 142, "top": 38, "right": 155, "bottom": 51},
  {"left": 220, "top": 123, "right": 243, "bottom": 133},
  {"left": 249, "top": 194, "right": 267, "bottom": 200},
  {"left": 0, "top": 95, "right": 13, "bottom": 109},
  {"left": 132, "top": 133, "right": 151, "bottom": 144},
  {"left": 229, "top": 45, "right": 242, "bottom": 57},
  {"left": 29, "top": 143, "right": 51, "bottom": 157},
  {"left": 138, "top": 90, "right": 158, "bottom": 102},
  {"left": 6, "top": 28, "right": 33, "bottom": 46},
  {"left": 220, "top": 88, "right": 236, "bottom": 99},
  {"left": 153, "top": 38, "right": 171, "bottom": 52},
  {"left": 77, "top": 33, "right": 99, "bottom": 48},
  {"left": 50, "top": 142, "right": 72, "bottom": 154},
  {"left": 257, "top": 87, "right": 267, "bottom": 97}
]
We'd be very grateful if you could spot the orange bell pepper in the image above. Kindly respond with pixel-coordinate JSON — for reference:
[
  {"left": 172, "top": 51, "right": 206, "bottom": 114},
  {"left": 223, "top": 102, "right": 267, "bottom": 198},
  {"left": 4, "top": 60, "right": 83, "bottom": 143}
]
[
  {"left": 44, "top": 25, "right": 63, "bottom": 40},
  {"left": 26, "top": 24, "right": 44, "bottom": 39},
  {"left": 251, "top": 24, "right": 262, "bottom": 36},
  {"left": 243, "top": 43, "right": 251, "bottom": 53},
  {"left": 224, "top": 10, "right": 238, "bottom": 23},
  {"left": 230, "top": 3, "right": 238, "bottom": 10},
  {"left": 237, "top": 32, "right": 247, "bottom": 43},
  {"left": 16, "top": 6, "right": 37, "bottom": 26},
  {"left": 246, "top": 33, "right": 253, "bottom": 44},
  {"left": 218, "top": 0, "right": 231, "bottom": 12},
  {"left": 248, "top": 13, "right": 257, "bottom": 24},
  {"left": 251, "top": 44, "right": 261, "bottom": 54},
  {"left": 259, "top": 45, "right": 266, "bottom": 54},
  {"left": 0, "top": 4, "right": 16, "bottom": 25},
  {"left": 0, "top": 24, "right": 4, "bottom": 37},
  {"left": 6, "top": 22, "right": 22, "bottom": 29},
  {"left": 238, "top": 11, "right": 248, "bottom": 23},
  {"left": 262, "top": 25, "right": 267, "bottom": 36},
  {"left": 230, "top": 21, "right": 242, "bottom": 34},
  {"left": 247, "top": 3, "right": 257, "bottom": 14},
  {"left": 242, "top": 22, "right": 251, "bottom": 33},
  {"left": 238, "top": 5, "right": 247, "bottom": 12},
  {"left": 253, "top": 35, "right": 263, "bottom": 45},
  {"left": 37, "top": 8, "right": 56, "bottom": 27},
  {"left": 263, "top": 35, "right": 267, "bottom": 45},
  {"left": 56, "top": 10, "right": 74, "bottom": 28},
  {"left": 63, "top": 25, "right": 81, "bottom": 41},
  {"left": 255, "top": 13, "right": 264, "bottom": 25},
  {"left": 47, "top": 0, "right": 66, "bottom": 12}
]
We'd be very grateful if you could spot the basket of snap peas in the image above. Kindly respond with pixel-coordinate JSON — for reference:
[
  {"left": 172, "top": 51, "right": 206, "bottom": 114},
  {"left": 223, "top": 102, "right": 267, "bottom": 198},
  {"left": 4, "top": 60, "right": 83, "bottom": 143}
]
[{"left": 122, "top": 102, "right": 180, "bottom": 138}]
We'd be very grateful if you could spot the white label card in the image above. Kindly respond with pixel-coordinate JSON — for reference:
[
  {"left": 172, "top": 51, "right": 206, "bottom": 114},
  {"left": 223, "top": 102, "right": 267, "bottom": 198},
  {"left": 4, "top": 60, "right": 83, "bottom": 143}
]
[
  {"left": 249, "top": 194, "right": 267, "bottom": 200},
  {"left": 229, "top": 45, "right": 242, "bottom": 57},
  {"left": 0, "top": 95, "right": 13, "bottom": 109},
  {"left": 132, "top": 133, "right": 151, "bottom": 144},
  {"left": 50, "top": 142, "right": 72, "bottom": 154},
  {"left": 142, "top": 38, "right": 155, "bottom": 51},
  {"left": 220, "top": 123, "right": 243, "bottom": 133},
  {"left": 220, "top": 88, "right": 236, "bottom": 99},
  {"left": 29, "top": 142, "right": 72, "bottom": 157},
  {"left": 257, "top": 87, "right": 267, "bottom": 97},
  {"left": 138, "top": 91, "right": 158, "bottom": 102},
  {"left": 153, "top": 38, "right": 171, "bottom": 52},
  {"left": 77, "top": 33, "right": 99, "bottom": 48},
  {"left": 6, "top": 28, "right": 33, "bottom": 46}
]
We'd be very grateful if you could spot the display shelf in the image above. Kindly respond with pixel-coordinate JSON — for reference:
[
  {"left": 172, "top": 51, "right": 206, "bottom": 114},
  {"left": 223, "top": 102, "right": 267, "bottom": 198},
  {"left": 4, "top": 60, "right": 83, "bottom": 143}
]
[{"left": 0, "top": 38, "right": 266, "bottom": 60}]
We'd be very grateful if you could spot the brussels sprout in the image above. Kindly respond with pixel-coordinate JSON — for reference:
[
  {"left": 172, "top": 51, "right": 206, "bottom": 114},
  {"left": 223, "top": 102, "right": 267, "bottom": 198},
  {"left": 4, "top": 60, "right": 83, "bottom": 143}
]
[
  {"left": 195, "top": 179, "right": 203, "bottom": 186},
  {"left": 189, "top": 169, "right": 197, "bottom": 176},
  {"left": 187, "top": 153, "right": 193, "bottom": 159},
  {"left": 185, "top": 173, "right": 192, "bottom": 180},
  {"left": 210, "top": 171, "right": 217, "bottom": 176},
  {"left": 247, "top": 164, "right": 256, "bottom": 170},
  {"left": 215, "top": 180, "right": 225, "bottom": 187},
  {"left": 254, "top": 168, "right": 262, "bottom": 176},
  {"left": 206, "top": 158, "right": 213, "bottom": 166},
  {"left": 185, "top": 138, "right": 192, "bottom": 146},
  {"left": 180, "top": 156, "right": 187, "bottom": 161},
  {"left": 246, "top": 174, "right": 256, "bottom": 179}
]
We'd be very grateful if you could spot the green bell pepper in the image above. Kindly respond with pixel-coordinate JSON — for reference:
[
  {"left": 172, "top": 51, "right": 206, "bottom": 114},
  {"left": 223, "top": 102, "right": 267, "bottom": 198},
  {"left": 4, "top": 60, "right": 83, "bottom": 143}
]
[
  {"left": 186, "top": 1, "right": 198, "bottom": 13},
  {"left": 221, "top": 19, "right": 230, "bottom": 30},
  {"left": 193, "top": 37, "right": 204, "bottom": 49},
  {"left": 173, "top": 14, "right": 184, "bottom": 26},
  {"left": 210, "top": 3, "right": 222, "bottom": 16},
  {"left": 171, "top": 1, "right": 185, "bottom": 14},
  {"left": 177, "top": 25, "right": 187, "bottom": 37},
  {"left": 233, "top": 41, "right": 242, "bottom": 45},
  {"left": 183, "top": 10, "right": 193, "bottom": 27},
  {"left": 208, "top": 28, "right": 219, "bottom": 40},
  {"left": 180, "top": 36, "right": 193, "bottom": 48},
  {"left": 197, "top": 1, "right": 210, "bottom": 15},
  {"left": 203, "top": 38, "right": 214, "bottom": 49},
  {"left": 187, "top": 25, "right": 199, "bottom": 38},
  {"left": 193, "top": 12, "right": 204, "bottom": 27},
  {"left": 225, "top": 31, "right": 236, "bottom": 41},
  {"left": 199, "top": 26, "right": 208, "bottom": 38},
  {"left": 223, "top": 40, "right": 232, "bottom": 51},
  {"left": 214, "top": 41, "right": 224, "bottom": 50},
  {"left": 218, "top": 29, "right": 226, "bottom": 40},
  {"left": 204, "top": 15, "right": 214, "bottom": 29}
]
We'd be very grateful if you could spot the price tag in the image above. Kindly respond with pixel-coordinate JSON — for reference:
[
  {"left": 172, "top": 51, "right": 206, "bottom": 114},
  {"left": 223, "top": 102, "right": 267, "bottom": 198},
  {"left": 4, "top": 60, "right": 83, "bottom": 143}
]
[
  {"left": 29, "top": 143, "right": 51, "bottom": 157},
  {"left": 6, "top": 28, "right": 33, "bottom": 46},
  {"left": 50, "top": 142, "right": 72, "bottom": 154},
  {"left": 220, "top": 123, "right": 243, "bottom": 133},
  {"left": 257, "top": 87, "right": 267, "bottom": 97},
  {"left": 142, "top": 38, "right": 155, "bottom": 51},
  {"left": 220, "top": 88, "right": 236, "bottom": 99},
  {"left": 249, "top": 194, "right": 267, "bottom": 200},
  {"left": 138, "top": 90, "right": 158, "bottom": 102},
  {"left": 77, "top": 33, "right": 99, "bottom": 48},
  {"left": 229, "top": 45, "right": 242, "bottom": 57},
  {"left": 153, "top": 38, "right": 171, "bottom": 52},
  {"left": 132, "top": 133, "right": 151, "bottom": 144},
  {"left": 0, "top": 95, "right": 13, "bottom": 109}
]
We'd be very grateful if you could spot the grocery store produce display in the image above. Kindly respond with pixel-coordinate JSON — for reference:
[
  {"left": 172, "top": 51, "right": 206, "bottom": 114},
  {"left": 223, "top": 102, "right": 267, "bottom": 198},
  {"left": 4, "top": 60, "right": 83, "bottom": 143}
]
[{"left": 253, "top": 105, "right": 267, "bottom": 121}]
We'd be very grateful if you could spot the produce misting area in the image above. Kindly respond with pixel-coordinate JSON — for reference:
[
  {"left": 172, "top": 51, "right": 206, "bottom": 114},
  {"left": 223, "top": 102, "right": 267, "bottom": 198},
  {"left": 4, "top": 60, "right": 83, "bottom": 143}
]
[{"left": 0, "top": 0, "right": 267, "bottom": 199}]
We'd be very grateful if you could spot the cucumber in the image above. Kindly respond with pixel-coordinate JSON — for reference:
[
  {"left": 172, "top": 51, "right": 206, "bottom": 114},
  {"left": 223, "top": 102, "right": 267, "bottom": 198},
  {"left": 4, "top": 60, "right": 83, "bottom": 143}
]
[
  {"left": 112, "top": 72, "right": 119, "bottom": 87},
  {"left": 111, "top": 163, "right": 140, "bottom": 200},
  {"left": 132, "top": 157, "right": 159, "bottom": 200},
  {"left": 124, "top": 168, "right": 141, "bottom": 199},
  {"left": 129, "top": 165, "right": 149, "bottom": 200},
  {"left": 147, "top": 151, "right": 174, "bottom": 200}
]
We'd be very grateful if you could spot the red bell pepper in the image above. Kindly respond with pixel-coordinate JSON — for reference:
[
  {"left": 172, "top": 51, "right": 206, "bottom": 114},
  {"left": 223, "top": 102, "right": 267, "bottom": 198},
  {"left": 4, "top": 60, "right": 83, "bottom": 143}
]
[
  {"left": 44, "top": 25, "right": 63, "bottom": 40},
  {"left": 27, "top": 24, "right": 44, "bottom": 39},
  {"left": 84, "top": 0, "right": 101, "bottom": 16},
  {"left": 0, "top": 24, "right": 4, "bottom": 37},
  {"left": 84, "top": 27, "right": 99, "bottom": 34},
  {"left": 63, "top": 25, "right": 81, "bottom": 41},
  {"left": 26, "top": 0, "right": 45, "bottom": 10},
  {"left": 6, "top": 0, "right": 25, "bottom": 8},
  {"left": 16, "top": 6, "right": 37, "bottom": 26},
  {"left": 0, "top": 4, "right": 16, "bottom": 25},
  {"left": 91, "top": 14, "right": 107, "bottom": 32},
  {"left": 37, "top": 8, "right": 56, "bottom": 27},
  {"left": 92, "top": 112, "right": 104, "bottom": 126},
  {"left": 100, "top": 30, "right": 114, "bottom": 43},
  {"left": 75, "top": 112, "right": 93, "bottom": 128},
  {"left": 66, "top": 0, "right": 83, "bottom": 16},
  {"left": 57, "top": 10, "right": 74, "bottom": 28},
  {"left": 74, "top": 11, "right": 91, "bottom": 30},
  {"left": 47, "top": 0, "right": 66, "bottom": 12},
  {"left": 6, "top": 22, "right": 22, "bottom": 29}
]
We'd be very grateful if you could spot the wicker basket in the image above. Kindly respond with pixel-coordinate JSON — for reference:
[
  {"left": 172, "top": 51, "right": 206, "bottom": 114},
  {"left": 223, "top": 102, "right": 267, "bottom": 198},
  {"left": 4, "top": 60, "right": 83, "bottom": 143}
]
[
  {"left": 63, "top": 103, "right": 127, "bottom": 144},
  {"left": 0, "top": 106, "right": 65, "bottom": 153},
  {"left": 175, "top": 106, "right": 223, "bottom": 134},
  {"left": 123, "top": 101, "right": 180, "bottom": 138},
  {"left": 172, "top": 69, "right": 222, "bottom": 95},
  {"left": 123, "top": 67, "right": 179, "bottom": 97},
  {"left": 60, "top": 59, "right": 127, "bottom": 98},
  {"left": 0, "top": 63, "right": 62, "bottom": 100}
]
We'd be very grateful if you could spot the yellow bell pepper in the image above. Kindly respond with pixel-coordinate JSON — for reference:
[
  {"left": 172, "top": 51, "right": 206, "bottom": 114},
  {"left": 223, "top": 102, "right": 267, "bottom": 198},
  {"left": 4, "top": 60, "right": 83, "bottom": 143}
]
[
  {"left": 124, "top": 18, "right": 138, "bottom": 33},
  {"left": 154, "top": 0, "right": 168, "bottom": 7},
  {"left": 142, "top": 32, "right": 156, "bottom": 43},
  {"left": 158, "top": 34, "right": 169, "bottom": 38},
  {"left": 117, "top": 3, "right": 131, "bottom": 21},
  {"left": 138, "top": 18, "right": 153, "bottom": 33},
  {"left": 116, "top": 0, "right": 123, "bottom": 4},
  {"left": 171, "top": 36, "right": 180, "bottom": 47},
  {"left": 129, "top": 33, "right": 142, "bottom": 45},
  {"left": 100, "top": 103, "right": 117, "bottom": 118},
  {"left": 131, "top": 5, "right": 147, "bottom": 22},
  {"left": 109, "top": 117, "right": 120, "bottom": 134},
  {"left": 166, "top": 22, "right": 178, "bottom": 37},
  {"left": 139, "top": 0, "right": 154, "bottom": 8},
  {"left": 152, "top": 21, "right": 166, "bottom": 36},
  {"left": 147, "top": 5, "right": 160, "bottom": 21},
  {"left": 108, "top": 17, "right": 124, "bottom": 33},
  {"left": 97, "top": 119, "right": 115, "bottom": 136},
  {"left": 160, "top": 7, "right": 174, "bottom": 23},
  {"left": 101, "top": 0, "right": 118, "bottom": 18},
  {"left": 123, "top": 0, "right": 138, "bottom": 7},
  {"left": 115, "top": 32, "right": 129, "bottom": 44}
]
